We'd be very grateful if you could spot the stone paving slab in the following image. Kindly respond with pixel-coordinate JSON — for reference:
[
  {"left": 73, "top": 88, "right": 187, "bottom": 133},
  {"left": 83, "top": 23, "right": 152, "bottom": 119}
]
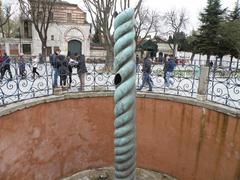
[{"left": 62, "top": 167, "right": 177, "bottom": 180}]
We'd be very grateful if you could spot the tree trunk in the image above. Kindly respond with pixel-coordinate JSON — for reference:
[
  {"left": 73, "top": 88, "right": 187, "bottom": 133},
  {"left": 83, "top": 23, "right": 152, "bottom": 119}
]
[
  {"left": 41, "top": 41, "right": 47, "bottom": 63},
  {"left": 0, "top": 26, "right": 4, "bottom": 38},
  {"left": 206, "top": 54, "right": 210, "bottom": 66},
  {"left": 229, "top": 55, "right": 233, "bottom": 71},
  {"left": 7, "top": 19, "right": 10, "bottom": 38},
  {"left": 173, "top": 43, "right": 178, "bottom": 58},
  {"left": 103, "top": 30, "right": 114, "bottom": 71},
  {"left": 219, "top": 56, "right": 223, "bottom": 67},
  {"left": 237, "top": 58, "right": 239, "bottom": 70},
  {"left": 190, "top": 53, "right": 195, "bottom": 64},
  {"left": 173, "top": 43, "right": 177, "bottom": 57},
  {"left": 168, "top": 43, "right": 174, "bottom": 56},
  {"left": 105, "top": 44, "right": 114, "bottom": 72}
]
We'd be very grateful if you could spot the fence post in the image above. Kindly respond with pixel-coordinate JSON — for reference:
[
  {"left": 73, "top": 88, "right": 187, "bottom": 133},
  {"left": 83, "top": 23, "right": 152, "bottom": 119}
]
[
  {"left": 197, "top": 65, "right": 210, "bottom": 100},
  {"left": 45, "top": 61, "right": 50, "bottom": 95}
]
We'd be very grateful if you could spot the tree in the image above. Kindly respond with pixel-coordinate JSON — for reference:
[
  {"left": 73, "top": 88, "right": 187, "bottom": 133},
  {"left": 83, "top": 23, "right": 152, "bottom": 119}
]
[
  {"left": 172, "top": 31, "right": 187, "bottom": 51},
  {"left": 83, "top": 0, "right": 143, "bottom": 70},
  {"left": 135, "top": 6, "right": 160, "bottom": 46},
  {"left": 0, "top": 3, "right": 12, "bottom": 38},
  {"left": 216, "top": 33, "right": 230, "bottom": 67},
  {"left": 196, "top": 0, "right": 225, "bottom": 65},
  {"left": 83, "top": 0, "right": 117, "bottom": 69},
  {"left": 218, "top": 21, "right": 240, "bottom": 69},
  {"left": 225, "top": 1, "right": 240, "bottom": 69},
  {"left": 229, "top": 0, "right": 240, "bottom": 21},
  {"left": 163, "top": 9, "right": 188, "bottom": 57},
  {"left": 1, "top": 3, "right": 20, "bottom": 38},
  {"left": 3, "top": 17, "right": 20, "bottom": 38},
  {"left": 91, "top": 17, "right": 101, "bottom": 44},
  {"left": 186, "top": 31, "right": 200, "bottom": 64},
  {"left": 19, "top": 0, "right": 56, "bottom": 58}
]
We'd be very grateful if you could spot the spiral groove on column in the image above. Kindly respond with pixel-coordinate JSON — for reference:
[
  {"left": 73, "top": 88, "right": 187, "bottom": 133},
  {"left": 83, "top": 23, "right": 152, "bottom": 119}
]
[{"left": 113, "top": 8, "right": 136, "bottom": 180}]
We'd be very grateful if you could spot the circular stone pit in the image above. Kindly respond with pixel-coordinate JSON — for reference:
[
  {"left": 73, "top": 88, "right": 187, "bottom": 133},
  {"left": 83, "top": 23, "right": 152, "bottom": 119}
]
[{"left": 62, "top": 167, "right": 177, "bottom": 180}]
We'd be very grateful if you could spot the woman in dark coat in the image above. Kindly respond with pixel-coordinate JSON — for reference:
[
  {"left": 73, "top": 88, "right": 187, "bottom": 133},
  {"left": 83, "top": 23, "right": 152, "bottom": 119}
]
[{"left": 59, "top": 55, "right": 69, "bottom": 87}]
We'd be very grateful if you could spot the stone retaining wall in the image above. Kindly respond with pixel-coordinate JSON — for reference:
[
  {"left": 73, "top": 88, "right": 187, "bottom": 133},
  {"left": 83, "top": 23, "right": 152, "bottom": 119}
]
[{"left": 0, "top": 92, "right": 239, "bottom": 180}]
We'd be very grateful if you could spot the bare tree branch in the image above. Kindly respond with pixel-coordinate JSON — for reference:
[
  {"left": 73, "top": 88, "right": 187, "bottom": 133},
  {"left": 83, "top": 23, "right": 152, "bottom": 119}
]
[
  {"left": 83, "top": 0, "right": 143, "bottom": 66},
  {"left": 18, "top": 0, "right": 57, "bottom": 56},
  {"left": 163, "top": 9, "right": 188, "bottom": 56},
  {"left": 135, "top": 6, "right": 160, "bottom": 45},
  {"left": 0, "top": 4, "right": 13, "bottom": 37},
  {"left": 134, "top": 0, "right": 143, "bottom": 18},
  {"left": 83, "top": 0, "right": 117, "bottom": 62}
]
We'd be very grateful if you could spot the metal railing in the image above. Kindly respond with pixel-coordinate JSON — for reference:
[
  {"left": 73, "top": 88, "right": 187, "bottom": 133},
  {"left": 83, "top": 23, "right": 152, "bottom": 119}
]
[
  {"left": 207, "top": 61, "right": 240, "bottom": 110},
  {"left": 0, "top": 58, "right": 239, "bottom": 110}
]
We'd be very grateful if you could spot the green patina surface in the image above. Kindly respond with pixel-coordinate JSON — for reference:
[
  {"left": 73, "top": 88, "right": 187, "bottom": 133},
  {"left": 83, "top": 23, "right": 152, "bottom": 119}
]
[{"left": 113, "top": 8, "right": 137, "bottom": 180}]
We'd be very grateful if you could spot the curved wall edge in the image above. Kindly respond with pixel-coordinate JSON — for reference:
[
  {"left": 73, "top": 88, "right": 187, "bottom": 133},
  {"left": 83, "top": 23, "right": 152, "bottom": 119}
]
[{"left": 0, "top": 92, "right": 239, "bottom": 118}]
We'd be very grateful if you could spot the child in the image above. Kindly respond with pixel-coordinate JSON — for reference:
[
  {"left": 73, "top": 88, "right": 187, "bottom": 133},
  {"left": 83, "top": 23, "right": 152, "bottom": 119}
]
[{"left": 32, "top": 54, "right": 40, "bottom": 79}]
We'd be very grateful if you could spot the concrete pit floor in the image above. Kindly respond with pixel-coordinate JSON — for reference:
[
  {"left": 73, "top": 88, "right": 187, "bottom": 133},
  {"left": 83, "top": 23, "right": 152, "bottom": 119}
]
[{"left": 62, "top": 167, "right": 177, "bottom": 180}]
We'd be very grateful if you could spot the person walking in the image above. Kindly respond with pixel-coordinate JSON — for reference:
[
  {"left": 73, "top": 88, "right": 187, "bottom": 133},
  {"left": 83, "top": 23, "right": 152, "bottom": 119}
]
[
  {"left": 163, "top": 55, "right": 168, "bottom": 83},
  {"left": 0, "top": 52, "right": 13, "bottom": 82},
  {"left": 18, "top": 53, "right": 26, "bottom": 79},
  {"left": 32, "top": 54, "right": 40, "bottom": 79},
  {"left": 165, "top": 55, "right": 176, "bottom": 88},
  {"left": 77, "top": 54, "right": 87, "bottom": 91},
  {"left": 137, "top": 56, "right": 152, "bottom": 91},
  {"left": 50, "top": 49, "right": 60, "bottom": 88},
  {"left": 136, "top": 54, "right": 140, "bottom": 72}
]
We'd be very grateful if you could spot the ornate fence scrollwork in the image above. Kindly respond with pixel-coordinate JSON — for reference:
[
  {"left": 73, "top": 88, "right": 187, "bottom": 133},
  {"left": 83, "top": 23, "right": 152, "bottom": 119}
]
[
  {"left": 0, "top": 59, "right": 239, "bottom": 110},
  {"left": 207, "top": 62, "right": 240, "bottom": 109}
]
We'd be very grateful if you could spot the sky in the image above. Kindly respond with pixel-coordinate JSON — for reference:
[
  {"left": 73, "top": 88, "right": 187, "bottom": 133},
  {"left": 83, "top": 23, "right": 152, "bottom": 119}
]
[
  {"left": 66, "top": 0, "right": 237, "bottom": 32},
  {"left": 2, "top": 0, "right": 238, "bottom": 32}
]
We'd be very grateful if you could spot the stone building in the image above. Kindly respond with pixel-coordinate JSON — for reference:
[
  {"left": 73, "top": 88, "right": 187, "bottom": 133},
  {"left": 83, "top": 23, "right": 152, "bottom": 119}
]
[
  {"left": 0, "top": 1, "right": 91, "bottom": 57},
  {"left": 26, "top": 1, "right": 90, "bottom": 57}
]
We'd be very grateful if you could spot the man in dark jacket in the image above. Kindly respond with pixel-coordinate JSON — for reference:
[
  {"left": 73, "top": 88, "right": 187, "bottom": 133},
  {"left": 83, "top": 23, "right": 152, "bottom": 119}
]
[
  {"left": 165, "top": 55, "right": 176, "bottom": 88},
  {"left": 137, "top": 56, "right": 152, "bottom": 91},
  {"left": 50, "top": 50, "right": 60, "bottom": 88},
  {"left": 77, "top": 54, "right": 87, "bottom": 91},
  {"left": 0, "top": 53, "right": 13, "bottom": 81}
]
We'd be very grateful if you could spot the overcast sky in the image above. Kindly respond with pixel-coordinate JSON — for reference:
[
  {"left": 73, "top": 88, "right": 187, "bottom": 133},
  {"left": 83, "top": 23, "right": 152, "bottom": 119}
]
[
  {"left": 66, "top": 0, "right": 237, "bottom": 32},
  {"left": 3, "top": 0, "right": 238, "bottom": 32}
]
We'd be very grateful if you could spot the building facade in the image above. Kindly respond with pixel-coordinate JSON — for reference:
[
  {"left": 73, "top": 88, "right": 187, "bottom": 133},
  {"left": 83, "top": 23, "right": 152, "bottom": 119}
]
[
  {"left": 0, "top": 1, "right": 91, "bottom": 57},
  {"left": 32, "top": 1, "right": 90, "bottom": 57}
]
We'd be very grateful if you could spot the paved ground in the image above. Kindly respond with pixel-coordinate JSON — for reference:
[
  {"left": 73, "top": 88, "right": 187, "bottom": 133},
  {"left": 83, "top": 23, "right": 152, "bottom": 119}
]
[{"left": 62, "top": 167, "right": 177, "bottom": 180}]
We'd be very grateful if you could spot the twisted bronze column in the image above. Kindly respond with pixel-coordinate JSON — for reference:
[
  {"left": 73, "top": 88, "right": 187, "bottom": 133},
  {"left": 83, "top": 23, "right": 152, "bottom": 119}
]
[{"left": 113, "top": 8, "right": 136, "bottom": 180}]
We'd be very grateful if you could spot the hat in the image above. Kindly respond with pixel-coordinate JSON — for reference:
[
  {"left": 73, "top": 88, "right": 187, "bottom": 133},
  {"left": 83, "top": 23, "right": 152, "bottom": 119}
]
[
  {"left": 32, "top": 54, "right": 37, "bottom": 57},
  {"left": 19, "top": 53, "right": 24, "bottom": 56}
]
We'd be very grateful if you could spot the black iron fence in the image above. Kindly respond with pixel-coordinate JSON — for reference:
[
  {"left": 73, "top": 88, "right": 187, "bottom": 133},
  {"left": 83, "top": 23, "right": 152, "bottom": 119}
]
[
  {"left": 0, "top": 59, "right": 239, "bottom": 110},
  {"left": 207, "top": 61, "right": 240, "bottom": 109}
]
